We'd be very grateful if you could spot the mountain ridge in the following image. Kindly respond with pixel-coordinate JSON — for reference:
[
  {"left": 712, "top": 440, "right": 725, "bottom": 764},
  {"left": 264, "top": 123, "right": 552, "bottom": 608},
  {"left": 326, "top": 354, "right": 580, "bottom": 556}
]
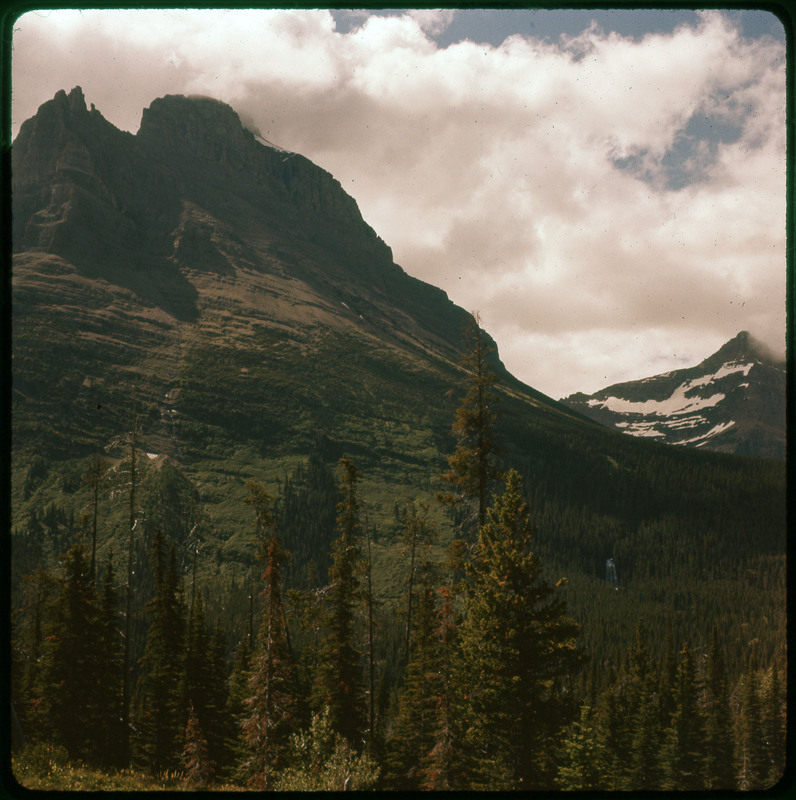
[
  {"left": 560, "top": 331, "right": 785, "bottom": 458},
  {"left": 11, "top": 87, "right": 587, "bottom": 490}
]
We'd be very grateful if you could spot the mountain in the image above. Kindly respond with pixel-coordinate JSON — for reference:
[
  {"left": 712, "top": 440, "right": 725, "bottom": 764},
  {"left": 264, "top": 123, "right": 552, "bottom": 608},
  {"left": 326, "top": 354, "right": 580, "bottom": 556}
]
[
  {"left": 10, "top": 89, "right": 786, "bottom": 679},
  {"left": 10, "top": 86, "right": 587, "bottom": 536},
  {"left": 560, "top": 332, "right": 786, "bottom": 459}
]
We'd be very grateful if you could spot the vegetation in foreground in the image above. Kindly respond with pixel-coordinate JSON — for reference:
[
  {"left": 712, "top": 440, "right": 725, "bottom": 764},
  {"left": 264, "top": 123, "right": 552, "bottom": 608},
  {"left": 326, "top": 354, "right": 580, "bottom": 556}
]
[{"left": 10, "top": 314, "right": 786, "bottom": 792}]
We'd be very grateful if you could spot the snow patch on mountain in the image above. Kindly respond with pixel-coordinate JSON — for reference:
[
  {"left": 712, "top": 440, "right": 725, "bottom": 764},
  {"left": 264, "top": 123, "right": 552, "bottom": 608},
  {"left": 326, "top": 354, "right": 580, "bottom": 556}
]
[
  {"left": 589, "top": 384, "right": 725, "bottom": 416},
  {"left": 676, "top": 421, "right": 735, "bottom": 447},
  {"left": 614, "top": 420, "right": 665, "bottom": 438},
  {"left": 587, "top": 361, "right": 755, "bottom": 418},
  {"left": 560, "top": 333, "right": 785, "bottom": 458}
]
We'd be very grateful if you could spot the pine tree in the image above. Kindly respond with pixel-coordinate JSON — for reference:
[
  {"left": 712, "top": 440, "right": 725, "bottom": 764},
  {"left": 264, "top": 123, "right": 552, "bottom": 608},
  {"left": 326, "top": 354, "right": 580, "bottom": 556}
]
[
  {"left": 226, "top": 636, "right": 253, "bottom": 769},
  {"left": 34, "top": 542, "right": 103, "bottom": 761},
  {"left": 761, "top": 662, "right": 786, "bottom": 787},
  {"left": 184, "top": 702, "right": 214, "bottom": 788},
  {"left": 121, "top": 391, "right": 138, "bottom": 766},
  {"left": 136, "top": 531, "right": 185, "bottom": 775},
  {"left": 657, "top": 614, "right": 678, "bottom": 729},
  {"left": 737, "top": 667, "right": 768, "bottom": 790},
  {"left": 93, "top": 552, "right": 124, "bottom": 767},
  {"left": 238, "top": 480, "right": 301, "bottom": 786},
  {"left": 557, "top": 705, "right": 608, "bottom": 790},
  {"left": 313, "top": 457, "right": 366, "bottom": 745},
  {"left": 421, "top": 583, "right": 469, "bottom": 790},
  {"left": 16, "top": 566, "right": 55, "bottom": 742},
  {"left": 385, "top": 585, "right": 437, "bottom": 790},
  {"left": 595, "top": 674, "right": 626, "bottom": 790},
  {"left": 83, "top": 453, "right": 107, "bottom": 584},
  {"left": 629, "top": 681, "right": 663, "bottom": 789},
  {"left": 362, "top": 513, "right": 378, "bottom": 756},
  {"left": 701, "top": 628, "right": 734, "bottom": 790},
  {"left": 399, "top": 500, "right": 437, "bottom": 667},
  {"left": 207, "top": 621, "right": 234, "bottom": 775},
  {"left": 458, "top": 469, "right": 583, "bottom": 789},
  {"left": 438, "top": 311, "right": 502, "bottom": 535},
  {"left": 625, "top": 620, "right": 663, "bottom": 789},
  {"left": 662, "top": 644, "right": 704, "bottom": 790},
  {"left": 239, "top": 534, "right": 302, "bottom": 788},
  {"left": 182, "top": 594, "right": 229, "bottom": 778}
]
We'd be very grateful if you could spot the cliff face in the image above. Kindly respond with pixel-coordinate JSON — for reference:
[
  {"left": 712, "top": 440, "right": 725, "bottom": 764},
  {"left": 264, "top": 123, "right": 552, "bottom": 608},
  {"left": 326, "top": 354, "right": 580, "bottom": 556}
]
[
  {"left": 11, "top": 88, "right": 517, "bottom": 475},
  {"left": 135, "top": 93, "right": 393, "bottom": 266},
  {"left": 13, "top": 87, "right": 392, "bottom": 294}
]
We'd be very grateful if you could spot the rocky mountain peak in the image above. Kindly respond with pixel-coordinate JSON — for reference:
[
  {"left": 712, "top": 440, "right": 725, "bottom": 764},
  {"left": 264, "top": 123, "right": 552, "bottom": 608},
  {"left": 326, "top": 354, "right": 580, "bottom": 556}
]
[
  {"left": 59, "top": 85, "right": 88, "bottom": 112},
  {"left": 136, "top": 93, "right": 255, "bottom": 162},
  {"left": 13, "top": 87, "right": 395, "bottom": 275},
  {"left": 708, "top": 330, "right": 783, "bottom": 369},
  {"left": 133, "top": 91, "right": 392, "bottom": 267}
]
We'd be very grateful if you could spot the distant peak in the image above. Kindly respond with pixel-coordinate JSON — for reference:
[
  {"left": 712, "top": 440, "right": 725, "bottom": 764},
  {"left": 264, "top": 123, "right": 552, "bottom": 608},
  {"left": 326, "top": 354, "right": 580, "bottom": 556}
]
[{"left": 709, "top": 330, "right": 782, "bottom": 367}]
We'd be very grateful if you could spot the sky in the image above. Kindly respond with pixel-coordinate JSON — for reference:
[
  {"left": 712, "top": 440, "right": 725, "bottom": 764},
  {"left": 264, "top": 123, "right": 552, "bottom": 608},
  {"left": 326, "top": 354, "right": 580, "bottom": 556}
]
[{"left": 9, "top": 8, "right": 787, "bottom": 399}]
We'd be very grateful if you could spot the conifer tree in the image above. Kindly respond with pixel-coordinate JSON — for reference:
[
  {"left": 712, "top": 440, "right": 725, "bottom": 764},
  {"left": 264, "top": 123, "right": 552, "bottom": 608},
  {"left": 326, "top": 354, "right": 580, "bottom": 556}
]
[
  {"left": 625, "top": 620, "right": 663, "bottom": 789},
  {"left": 207, "top": 621, "right": 234, "bottom": 773},
  {"left": 136, "top": 531, "right": 185, "bottom": 775},
  {"left": 314, "top": 457, "right": 366, "bottom": 745},
  {"left": 458, "top": 469, "right": 582, "bottom": 789},
  {"left": 662, "top": 644, "right": 704, "bottom": 790},
  {"left": 238, "top": 480, "right": 302, "bottom": 786},
  {"left": 34, "top": 542, "right": 106, "bottom": 761},
  {"left": 17, "top": 566, "right": 55, "bottom": 742},
  {"left": 184, "top": 593, "right": 210, "bottom": 718},
  {"left": 362, "top": 513, "right": 379, "bottom": 756},
  {"left": 421, "top": 584, "right": 469, "bottom": 790},
  {"left": 122, "top": 391, "right": 138, "bottom": 765},
  {"left": 385, "top": 585, "right": 437, "bottom": 790},
  {"left": 239, "top": 533, "right": 302, "bottom": 788},
  {"left": 595, "top": 675, "right": 626, "bottom": 790},
  {"left": 184, "top": 702, "right": 214, "bottom": 788},
  {"left": 657, "top": 614, "right": 678, "bottom": 729},
  {"left": 93, "top": 552, "right": 124, "bottom": 767},
  {"left": 226, "top": 636, "right": 253, "bottom": 768},
  {"left": 400, "top": 500, "right": 437, "bottom": 667},
  {"left": 83, "top": 453, "right": 107, "bottom": 584},
  {"left": 438, "top": 311, "right": 502, "bottom": 535},
  {"left": 182, "top": 594, "right": 230, "bottom": 776},
  {"left": 737, "top": 667, "right": 768, "bottom": 790},
  {"left": 557, "top": 705, "right": 607, "bottom": 790},
  {"left": 761, "top": 662, "right": 785, "bottom": 786},
  {"left": 629, "top": 682, "right": 663, "bottom": 789},
  {"left": 701, "top": 628, "right": 734, "bottom": 790}
]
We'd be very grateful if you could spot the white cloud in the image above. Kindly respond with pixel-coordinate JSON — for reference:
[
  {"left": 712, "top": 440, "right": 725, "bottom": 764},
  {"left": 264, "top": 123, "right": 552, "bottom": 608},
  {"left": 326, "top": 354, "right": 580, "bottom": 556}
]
[{"left": 11, "top": 9, "right": 786, "bottom": 399}]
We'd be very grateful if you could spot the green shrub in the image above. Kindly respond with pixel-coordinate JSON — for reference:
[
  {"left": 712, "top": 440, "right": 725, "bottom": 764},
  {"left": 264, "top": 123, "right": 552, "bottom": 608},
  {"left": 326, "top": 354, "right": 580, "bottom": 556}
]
[{"left": 275, "top": 707, "right": 380, "bottom": 791}]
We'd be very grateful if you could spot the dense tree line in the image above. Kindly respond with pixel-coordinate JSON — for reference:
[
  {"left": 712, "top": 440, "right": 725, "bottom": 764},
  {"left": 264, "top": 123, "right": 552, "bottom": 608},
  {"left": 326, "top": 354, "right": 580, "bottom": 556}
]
[{"left": 10, "top": 313, "right": 786, "bottom": 790}]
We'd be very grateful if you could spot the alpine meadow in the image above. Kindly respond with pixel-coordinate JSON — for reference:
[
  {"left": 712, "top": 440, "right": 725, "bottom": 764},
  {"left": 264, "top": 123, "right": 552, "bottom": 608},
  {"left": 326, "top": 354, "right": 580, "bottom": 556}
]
[{"left": 8, "top": 86, "right": 786, "bottom": 792}]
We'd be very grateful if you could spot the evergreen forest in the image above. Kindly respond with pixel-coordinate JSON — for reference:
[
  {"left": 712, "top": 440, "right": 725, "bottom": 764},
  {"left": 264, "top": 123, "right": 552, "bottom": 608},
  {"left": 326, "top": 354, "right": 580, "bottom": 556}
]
[{"left": 9, "top": 315, "right": 786, "bottom": 792}]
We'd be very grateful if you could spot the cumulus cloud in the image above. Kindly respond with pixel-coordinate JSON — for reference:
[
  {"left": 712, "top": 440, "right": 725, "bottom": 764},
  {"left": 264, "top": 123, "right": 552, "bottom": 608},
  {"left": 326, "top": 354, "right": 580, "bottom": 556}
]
[{"left": 11, "top": 9, "right": 785, "bottom": 398}]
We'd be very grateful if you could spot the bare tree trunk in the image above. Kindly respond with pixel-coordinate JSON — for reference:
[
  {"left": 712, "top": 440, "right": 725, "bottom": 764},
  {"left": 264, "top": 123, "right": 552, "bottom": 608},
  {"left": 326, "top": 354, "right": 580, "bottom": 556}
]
[
  {"left": 365, "top": 517, "right": 375, "bottom": 752},
  {"left": 122, "top": 389, "right": 137, "bottom": 765}
]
